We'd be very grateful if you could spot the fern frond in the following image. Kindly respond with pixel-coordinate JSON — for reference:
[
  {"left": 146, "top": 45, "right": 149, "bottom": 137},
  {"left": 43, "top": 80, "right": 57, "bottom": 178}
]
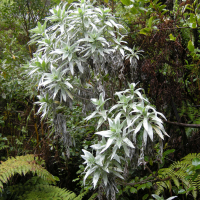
[
  {"left": 0, "top": 156, "right": 87, "bottom": 200},
  {"left": 88, "top": 193, "right": 98, "bottom": 200},
  {"left": 74, "top": 190, "right": 88, "bottom": 200},
  {"left": 155, "top": 181, "right": 168, "bottom": 195},
  {"left": 6, "top": 176, "right": 87, "bottom": 200},
  {"left": 0, "top": 154, "right": 58, "bottom": 192},
  {"left": 155, "top": 153, "right": 200, "bottom": 198},
  {"left": 19, "top": 184, "right": 77, "bottom": 200}
]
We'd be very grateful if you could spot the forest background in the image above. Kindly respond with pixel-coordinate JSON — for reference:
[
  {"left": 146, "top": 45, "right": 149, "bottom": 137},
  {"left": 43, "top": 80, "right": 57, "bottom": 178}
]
[{"left": 0, "top": 0, "right": 200, "bottom": 199}]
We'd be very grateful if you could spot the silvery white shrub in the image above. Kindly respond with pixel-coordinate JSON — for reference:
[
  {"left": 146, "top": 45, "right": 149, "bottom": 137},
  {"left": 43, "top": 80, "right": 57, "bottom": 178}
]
[{"left": 82, "top": 83, "right": 168, "bottom": 199}]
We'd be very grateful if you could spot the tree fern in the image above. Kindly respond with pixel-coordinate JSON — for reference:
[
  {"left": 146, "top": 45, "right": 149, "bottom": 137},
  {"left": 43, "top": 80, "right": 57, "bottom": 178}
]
[{"left": 155, "top": 153, "right": 200, "bottom": 198}]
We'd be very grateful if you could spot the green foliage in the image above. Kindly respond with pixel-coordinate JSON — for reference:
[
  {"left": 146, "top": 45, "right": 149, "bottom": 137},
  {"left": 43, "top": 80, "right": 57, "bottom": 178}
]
[
  {"left": 21, "top": 184, "right": 76, "bottom": 199},
  {"left": 156, "top": 153, "right": 200, "bottom": 198},
  {"left": 2, "top": 176, "right": 88, "bottom": 200},
  {"left": 0, "top": 154, "right": 58, "bottom": 192},
  {"left": 19, "top": 184, "right": 86, "bottom": 200},
  {"left": 0, "top": 155, "right": 89, "bottom": 200}
]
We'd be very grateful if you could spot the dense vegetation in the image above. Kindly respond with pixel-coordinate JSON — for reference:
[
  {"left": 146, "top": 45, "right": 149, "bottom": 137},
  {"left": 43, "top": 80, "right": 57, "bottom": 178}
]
[{"left": 0, "top": 0, "right": 200, "bottom": 199}]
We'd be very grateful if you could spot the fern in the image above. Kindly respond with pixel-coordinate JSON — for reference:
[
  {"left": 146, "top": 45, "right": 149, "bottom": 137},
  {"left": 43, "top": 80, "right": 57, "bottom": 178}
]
[
  {"left": 9, "top": 177, "right": 89, "bottom": 200},
  {"left": 0, "top": 154, "right": 58, "bottom": 192},
  {"left": 155, "top": 153, "right": 200, "bottom": 198},
  {"left": 88, "top": 192, "right": 98, "bottom": 200},
  {"left": 19, "top": 184, "right": 77, "bottom": 200},
  {"left": 0, "top": 155, "right": 89, "bottom": 200}
]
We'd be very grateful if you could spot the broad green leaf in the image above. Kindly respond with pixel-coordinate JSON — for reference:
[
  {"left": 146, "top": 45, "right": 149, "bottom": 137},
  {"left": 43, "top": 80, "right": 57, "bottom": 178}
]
[
  {"left": 130, "top": 187, "right": 137, "bottom": 193},
  {"left": 192, "top": 22, "right": 197, "bottom": 28},
  {"left": 143, "top": 194, "right": 149, "bottom": 200},
  {"left": 178, "top": 189, "right": 186, "bottom": 194},
  {"left": 130, "top": 7, "right": 138, "bottom": 14},
  {"left": 120, "top": 0, "right": 131, "bottom": 6},
  {"left": 149, "top": 158, "right": 153, "bottom": 166},
  {"left": 148, "top": 16, "right": 154, "bottom": 28},
  {"left": 188, "top": 40, "right": 194, "bottom": 52},
  {"left": 137, "top": 183, "right": 146, "bottom": 190}
]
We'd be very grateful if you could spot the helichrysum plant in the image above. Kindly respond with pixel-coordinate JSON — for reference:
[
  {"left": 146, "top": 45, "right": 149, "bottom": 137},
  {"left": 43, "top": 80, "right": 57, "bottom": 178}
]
[{"left": 82, "top": 83, "right": 168, "bottom": 199}]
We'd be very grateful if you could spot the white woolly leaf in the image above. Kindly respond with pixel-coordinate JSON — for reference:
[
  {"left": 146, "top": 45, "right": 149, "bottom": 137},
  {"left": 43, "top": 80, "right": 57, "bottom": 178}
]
[
  {"left": 93, "top": 171, "right": 101, "bottom": 188},
  {"left": 148, "top": 123, "right": 154, "bottom": 141},
  {"left": 100, "top": 138, "right": 114, "bottom": 153},
  {"left": 83, "top": 167, "right": 96, "bottom": 185},
  {"left": 143, "top": 117, "right": 148, "bottom": 132},
  {"left": 134, "top": 121, "right": 143, "bottom": 135},
  {"left": 85, "top": 111, "right": 98, "bottom": 121},
  {"left": 123, "top": 137, "right": 135, "bottom": 148},
  {"left": 143, "top": 130, "right": 148, "bottom": 146},
  {"left": 95, "top": 130, "right": 112, "bottom": 137}
]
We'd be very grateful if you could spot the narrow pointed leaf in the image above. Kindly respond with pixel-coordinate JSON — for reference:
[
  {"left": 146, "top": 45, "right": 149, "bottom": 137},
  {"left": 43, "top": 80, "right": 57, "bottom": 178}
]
[{"left": 123, "top": 138, "right": 135, "bottom": 148}]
